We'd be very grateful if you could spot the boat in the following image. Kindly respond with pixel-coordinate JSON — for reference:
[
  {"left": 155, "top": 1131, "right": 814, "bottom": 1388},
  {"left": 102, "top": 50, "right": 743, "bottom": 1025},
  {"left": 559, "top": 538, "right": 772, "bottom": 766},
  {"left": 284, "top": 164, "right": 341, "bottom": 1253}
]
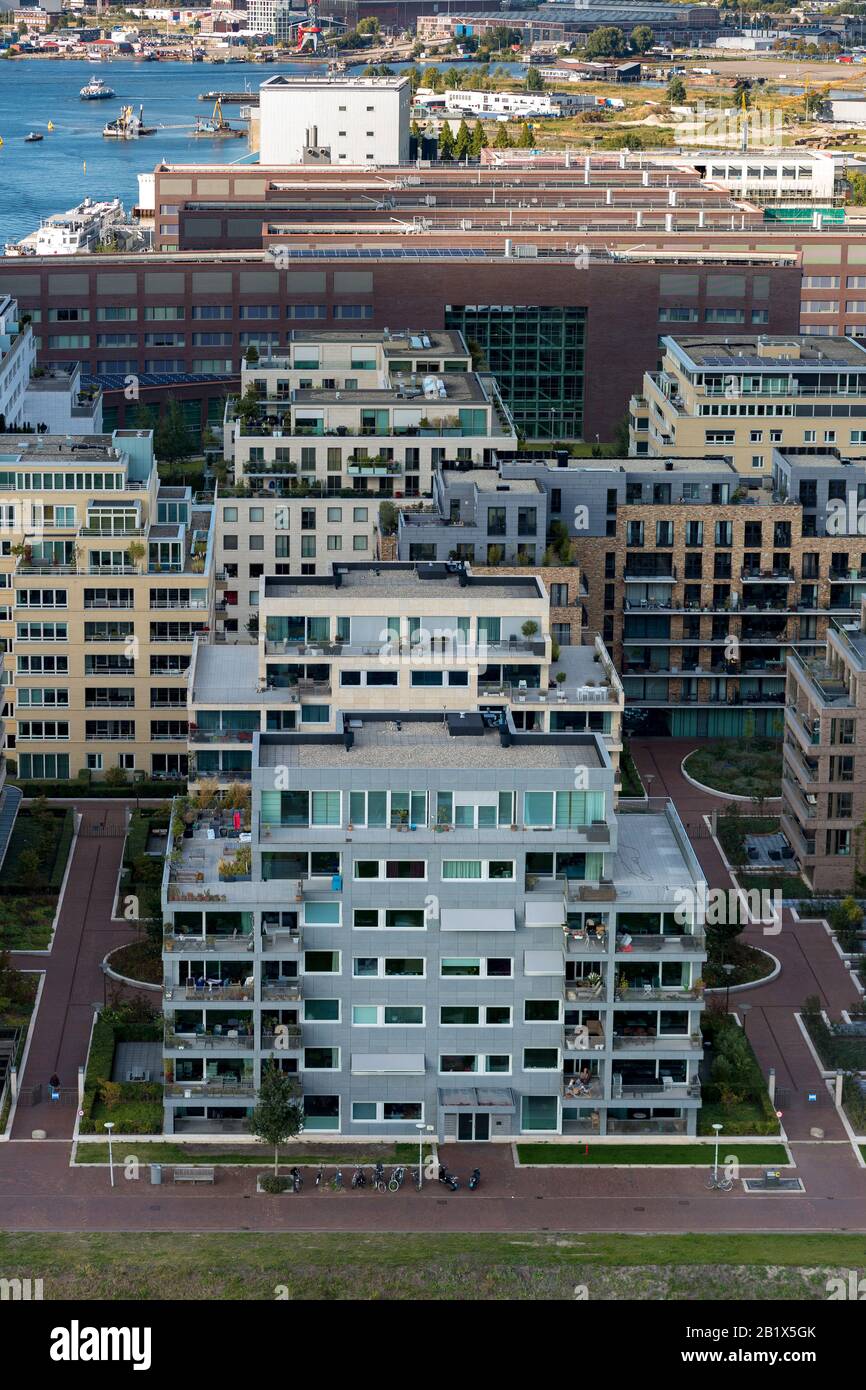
[
  {"left": 24, "top": 132, "right": 43, "bottom": 143},
  {"left": 80, "top": 75, "right": 116, "bottom": 100},
  {"left": 103, "top": 105, "right": 156, "bottom": 139},
  {"left": 47, "top": 121, "right": 54, "bottom": 132},
  {"left": 193, "top": 98, "right": 245, "bottom": 139}
]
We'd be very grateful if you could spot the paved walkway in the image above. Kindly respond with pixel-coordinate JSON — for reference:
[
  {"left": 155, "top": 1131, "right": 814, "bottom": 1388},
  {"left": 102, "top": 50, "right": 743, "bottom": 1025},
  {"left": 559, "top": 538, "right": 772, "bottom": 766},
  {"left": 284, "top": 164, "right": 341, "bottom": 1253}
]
[
  {"left": 9, "top": 802, "right": 139, "bottom": 1141},
  {"left": 630, "top": 738, "right": 857, "bottom": 1145}
]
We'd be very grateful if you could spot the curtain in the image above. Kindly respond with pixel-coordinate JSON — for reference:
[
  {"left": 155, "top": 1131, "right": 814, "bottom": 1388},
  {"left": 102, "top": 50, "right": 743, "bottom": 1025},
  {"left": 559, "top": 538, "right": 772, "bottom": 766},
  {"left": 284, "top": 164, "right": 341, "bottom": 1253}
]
[
  {"left": 524, "top": 791, "right": 554, "bottom": 827},
  {"left": 443, "top": 860, "right": 482, "bottom": 880},
  {"left": 311, "top": 792, "right": 340, "bottom": 826}
]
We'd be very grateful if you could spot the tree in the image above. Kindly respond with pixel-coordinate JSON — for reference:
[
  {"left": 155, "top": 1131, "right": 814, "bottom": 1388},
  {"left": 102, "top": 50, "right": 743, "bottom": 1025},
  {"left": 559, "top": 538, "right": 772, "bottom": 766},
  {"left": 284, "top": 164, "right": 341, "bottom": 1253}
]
[
  {"left": 803, "top": 88, "right": 824, "bottom": 118},
  {"left": 104, "top": 765, "right": 129, "bottom": 787},
  {"left": 453, "top": 117, "right": 472, "bottom": 161},
  {"left": 154, "top": 398, "right": 193, "bottom": 465},
  {"left": 378, "top": 499, "right": 398, "bottom": 536},
  {"left": 525, "top": 65, "right": 543, "bottom": 92},
  {"left": 517, "top": 120, "right": 534, "bottom": 148},
  {"left": 244, "top": 343, "right": 259, "bottom": 366},
  {"left": 16, "top": 848, "right": 44, "bottom": 892},
  {"left": 584, "top": 26, "right": 627, "bottom": 59},
  {"left": 470, "top": 119, "right": 487, "bottom": 156},
  {"left": 438, "top": 121, "right": 455, "bottom": 161},
  {"left": 849, "top": 171, "right": 866, "bottom": 205},
  {"left": 493, "top": 122, "right": 512, "bottom": 149},
  {"left": 250, "top": 1063, "right": 304, "bottom": 1177},
  {"left": 422, "top": 66, "right": 444, "bottom": 93},
  {"left": 667, "top": 75, "right": 687, "bottom": 105},
  {"left": 630, "top": 24, "right": 654, "bottom": 52}
]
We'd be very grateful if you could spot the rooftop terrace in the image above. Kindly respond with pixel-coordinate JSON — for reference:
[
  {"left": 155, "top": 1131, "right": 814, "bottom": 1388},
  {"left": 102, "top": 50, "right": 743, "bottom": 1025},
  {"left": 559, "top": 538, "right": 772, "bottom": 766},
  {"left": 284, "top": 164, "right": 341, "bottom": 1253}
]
[{"left": 262, "top": 565, "right": 544, "bottom": 601}]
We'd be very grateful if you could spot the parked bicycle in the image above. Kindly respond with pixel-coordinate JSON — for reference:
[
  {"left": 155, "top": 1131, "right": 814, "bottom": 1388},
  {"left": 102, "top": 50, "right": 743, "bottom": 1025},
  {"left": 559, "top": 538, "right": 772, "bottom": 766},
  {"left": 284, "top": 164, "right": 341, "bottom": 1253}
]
[
  {"left": 314, "top": 1163, "right": 325, "bottom": 1189},
  {"left": 705, "top": 1170, "right": 733, "bottom": 1192},
  {"left": 351, "top": 1165, "right": 366, "bottom": 1189},
  {"left": 388, "top": 1165, "right": 405, "bottom": 1192},
  {"left": 289, "top": 1166, "right": 303, "bottom": 1193},
  {"left": 372, "top": 1161, "right": 387, "bottom": 1192},
  {"left": 331, "top": 1168, "right": 344, "bottom": 1191}
]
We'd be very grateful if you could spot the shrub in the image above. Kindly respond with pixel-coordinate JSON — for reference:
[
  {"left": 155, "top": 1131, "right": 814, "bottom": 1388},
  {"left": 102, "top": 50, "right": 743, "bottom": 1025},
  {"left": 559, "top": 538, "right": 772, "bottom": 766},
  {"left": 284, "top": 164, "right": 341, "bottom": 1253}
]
[{"left": 259, "top": 1175, "right": 292, "bottom": 1194}]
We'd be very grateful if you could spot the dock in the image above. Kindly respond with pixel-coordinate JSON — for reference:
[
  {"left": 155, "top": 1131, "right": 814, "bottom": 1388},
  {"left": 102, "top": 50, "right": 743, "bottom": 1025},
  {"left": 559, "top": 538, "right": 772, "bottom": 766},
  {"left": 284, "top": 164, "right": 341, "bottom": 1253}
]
[{"left": 198, "top": 90, "right": 260, "bottom": 104}]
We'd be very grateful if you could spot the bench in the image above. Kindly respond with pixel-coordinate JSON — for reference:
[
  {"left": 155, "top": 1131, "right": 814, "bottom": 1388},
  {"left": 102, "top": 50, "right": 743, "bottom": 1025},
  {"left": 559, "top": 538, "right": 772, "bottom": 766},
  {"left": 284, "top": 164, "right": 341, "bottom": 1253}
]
[{"left": 173, "top": 1165, "right": 215, "bottom": 1185}]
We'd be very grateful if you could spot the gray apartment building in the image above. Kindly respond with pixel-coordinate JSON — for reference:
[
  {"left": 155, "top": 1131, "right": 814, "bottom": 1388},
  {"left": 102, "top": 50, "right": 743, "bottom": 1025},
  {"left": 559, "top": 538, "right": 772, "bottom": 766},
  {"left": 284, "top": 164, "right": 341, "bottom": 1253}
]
[{"left": 161, "top": 712, "right": 707, "bottom": 1141}]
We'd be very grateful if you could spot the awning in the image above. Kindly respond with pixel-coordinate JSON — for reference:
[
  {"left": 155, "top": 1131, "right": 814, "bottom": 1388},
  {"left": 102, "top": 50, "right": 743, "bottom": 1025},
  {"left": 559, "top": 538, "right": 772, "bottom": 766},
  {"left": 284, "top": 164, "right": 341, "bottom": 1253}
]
[
  {"left": 438, "top": 1087, "right": 516, "bottom": 1113},
  {"left": 440, "top": 907, "right": 515, "bottom": 932},
  {"left": 351, "top": 1053, "right": 426, "bottom": 1076},
  {"left": 525, "top": 899, "right": 566, "bottom": 929},
  {"left": 523, "top": 948, "right": 565, "bottom": 976}
]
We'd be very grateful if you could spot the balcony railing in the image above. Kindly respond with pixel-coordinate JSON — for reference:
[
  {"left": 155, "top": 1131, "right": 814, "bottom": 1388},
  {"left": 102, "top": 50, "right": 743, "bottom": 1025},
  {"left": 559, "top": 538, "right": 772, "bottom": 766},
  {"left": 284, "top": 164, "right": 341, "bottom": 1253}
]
[
  {"left": 164, "top": 933, "right": 255, "bottom": 953},
  {"left": 165, "top": 1030, "right": 254, "bottom": 1051},
  {"left": 611, "top": 1032, "right": 702, "bottom": 1050},
  {"left": 166, "top": 1079, "right": 255, "bottom": 1097}
]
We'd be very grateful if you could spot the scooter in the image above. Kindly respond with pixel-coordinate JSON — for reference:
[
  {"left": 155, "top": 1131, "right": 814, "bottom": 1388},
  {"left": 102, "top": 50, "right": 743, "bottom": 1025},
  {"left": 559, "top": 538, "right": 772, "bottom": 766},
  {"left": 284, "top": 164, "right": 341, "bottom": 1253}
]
[
  {"left": 438, "top": 1166, "right": 459, "bottom": 1192},
  {"left": 468, "top": 1168, "right": 480, "bottom": 1190},
  {"left": 289, "top": 1166, "right": 303, "bottom": 1193}
]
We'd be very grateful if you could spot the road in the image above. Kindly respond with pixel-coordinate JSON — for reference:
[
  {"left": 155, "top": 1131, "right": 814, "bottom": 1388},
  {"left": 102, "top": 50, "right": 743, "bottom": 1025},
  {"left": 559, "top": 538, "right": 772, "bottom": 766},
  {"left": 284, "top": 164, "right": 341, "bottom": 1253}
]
[{"left": 0, "top": 773, "right": 864, "bottom": 1234}]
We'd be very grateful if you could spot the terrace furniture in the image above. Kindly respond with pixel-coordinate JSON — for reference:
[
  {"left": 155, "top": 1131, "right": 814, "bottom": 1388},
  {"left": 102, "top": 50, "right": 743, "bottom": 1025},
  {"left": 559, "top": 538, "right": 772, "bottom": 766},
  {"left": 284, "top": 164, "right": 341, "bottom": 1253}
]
[{"left": 173, "top": 1166, "right": 215, "bottom": 1184}]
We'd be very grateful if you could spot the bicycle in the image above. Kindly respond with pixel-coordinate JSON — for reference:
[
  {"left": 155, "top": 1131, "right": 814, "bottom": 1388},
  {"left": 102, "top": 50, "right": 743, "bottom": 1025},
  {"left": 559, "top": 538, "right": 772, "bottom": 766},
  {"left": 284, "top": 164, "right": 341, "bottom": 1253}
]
[
  {"left": 372, "top": 1161, "right": 387, "bottom": 1192},
  {"left": 331, "top": 1168, "right": 344, "bottom": 1191},
  {"left": 388, "top": 1165, "right": 405, "bottom": 1192},
  {"left": 705, "top": 1169, "right": 733, "bottom": 1192},
  {"left": 351, "top": 1165, "right": 366, "bottom": 1189},
  {"left": 314, "top": 1163, "right": 325, "bottom": 1189},
  {"left": 289, "top": 1166, "right": 303, "bottom": 1194}
]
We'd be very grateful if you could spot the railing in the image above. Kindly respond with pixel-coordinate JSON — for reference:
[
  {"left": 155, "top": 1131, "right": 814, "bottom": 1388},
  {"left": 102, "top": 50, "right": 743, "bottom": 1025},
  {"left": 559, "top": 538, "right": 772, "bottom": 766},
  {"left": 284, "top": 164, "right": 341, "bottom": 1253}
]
[
  {"left": 607, "top": 1117, "right": 688, "bottom": 1134},
  {"left": 164, "top": 933, "right": 254, "bottom": 953},
  {"left": 262, "top": 983, "right": 302, "bottom": 1001},
  {"left": 166, "top": 1079, "right": 255, "bottom": 1097},
  {"left": 611, "top": 1032, "right": 703, "bottom": 1050},
  {"left": 261, "top": 1029, "right": 302, "bottom": 1049},
  {"left": 165, "top": 1030, "right": 254, "bottom": 1051},
  {"left": 168, "top": 984, "right": 253, "bottom": 1001}
]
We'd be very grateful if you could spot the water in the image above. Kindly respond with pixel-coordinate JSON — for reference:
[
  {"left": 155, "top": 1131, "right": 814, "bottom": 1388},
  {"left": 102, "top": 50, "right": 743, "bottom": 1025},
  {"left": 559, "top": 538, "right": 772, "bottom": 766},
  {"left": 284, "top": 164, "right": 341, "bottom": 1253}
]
[
  {"left": 0, "top": 58, "right": 327, "bottom": 246},
  {"left": 0, "top": 56, "right": 533, "bottom": 247}
]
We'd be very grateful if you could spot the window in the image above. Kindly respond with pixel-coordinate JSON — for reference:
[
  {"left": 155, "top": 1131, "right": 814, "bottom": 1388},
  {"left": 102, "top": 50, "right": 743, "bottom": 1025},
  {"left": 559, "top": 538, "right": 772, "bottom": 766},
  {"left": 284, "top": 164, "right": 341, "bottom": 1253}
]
[
  {"left": 440, "top": 958, "right": 513, "bottom": 978},
  {"left": 333, "top": 305, "right": 373, "bottom": 320},
  {"left": 354, "top": 860, "right": 426, "bottom": 881},
  {"left": 352, "top": 908, "right": 425, "bottom": 931},
  {"left": 352, "top": 1005, "right": 424, "bottom": 1026},
  {"left": 442, "top": 860, "right": 514, "bottom": 881},
  {"left": 353, "top": 957, "right": 425, "bottom": 977},
  {"left": 523, "top": 1048, "right": 560, "bottom": 1070},
  {"left": 440, "top": 1005, "right": 512, "bottom": 1026},
  {"left": 524, "top": 1000, "right": 561, "bottom": 1023}
]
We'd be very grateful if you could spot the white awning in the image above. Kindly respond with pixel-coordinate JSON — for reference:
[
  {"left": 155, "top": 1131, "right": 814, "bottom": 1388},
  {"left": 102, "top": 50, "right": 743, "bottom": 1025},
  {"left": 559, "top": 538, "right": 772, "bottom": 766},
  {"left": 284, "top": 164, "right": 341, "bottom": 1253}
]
[
  {"left": 525, "top": 899, "right": 566, "bottom": 928},
  {"left": 440, "top": 907, "right": 516, "bottom": 933},
  {"left": 351, "top": 1053, "right": 426, "bottom": 1076},
  {"left": 523, "top": 949, "right": 565, "bottom": 977}
]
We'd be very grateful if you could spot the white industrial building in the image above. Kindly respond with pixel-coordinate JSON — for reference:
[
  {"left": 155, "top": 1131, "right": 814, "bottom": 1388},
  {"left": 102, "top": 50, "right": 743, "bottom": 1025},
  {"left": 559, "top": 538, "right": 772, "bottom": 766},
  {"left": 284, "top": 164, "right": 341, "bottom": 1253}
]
[
  {"left": 414, "top": 87, "right": 589, "bottom": 118},
  {"left": 0, "top": 297, "right": 35, "bottom": 431},
  {"left": 258, "top": 74, "right": 411, "bottom": 166}
]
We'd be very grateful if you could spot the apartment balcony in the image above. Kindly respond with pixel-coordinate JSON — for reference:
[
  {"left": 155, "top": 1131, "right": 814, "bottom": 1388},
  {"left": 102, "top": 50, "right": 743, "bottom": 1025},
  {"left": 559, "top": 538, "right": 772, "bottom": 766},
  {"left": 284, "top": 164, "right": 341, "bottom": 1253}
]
[
  {"left": 782, "top": 774, "right": 817, "bottom": 821},
  {"left": 165, "top": 1029, "right": 254, "bottom": 1052},
  {"left": 346, "top": 462, "right": 402, "bottom": 477},
  {"left": 741, "top": 568, "right": 795, "bottom": 582},
  {"left": 166, "top": 1078, "right": 255, "bottom": 1098},
  {"left": 783, "top": 738, "right": 819, "bottom": 785},
  {"left": 163, "top": 932, "right": 254, "bottom": 954},
  {"left": 789, "top": 649, "right": 853, "bottom": 708},
  {"left": 188, "top": 727, "right": 256, "bottom": 745},
  {"left": 261, "top": 981, "right": 302, "bottom": 1002},
  {"left": 261, "top": 1028, "right": 302, "bottom": 1051},
  {"left": 614, "top": 986, "right": 703, "bottom": 1004},
  {"left": 611, "top": 1032, "right": 703, "bottom": 1054},
  {"left": 613, "top": 1080, "right": 701, "bottom": 1103},
  {"left": 623, "top": 569, "right": 677, "bottom": 584},
  {"left": 615, "top": 931, "right": 705, "bottom": 953},
  {"left": 166, "top": 983, "right": 255, "bottom": 1002},
  {"left": 785, "top": 701, "right": 821, "bottom": 748}
]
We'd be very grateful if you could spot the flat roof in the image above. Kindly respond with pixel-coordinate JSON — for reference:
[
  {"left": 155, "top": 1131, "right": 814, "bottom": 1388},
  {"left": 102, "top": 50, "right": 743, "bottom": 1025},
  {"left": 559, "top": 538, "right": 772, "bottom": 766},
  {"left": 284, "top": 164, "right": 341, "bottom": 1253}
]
[
  {"left": 292, "top": 373, "right": 486, "bottom": 407},
  {"left": 261, "top": 74, "right": 409, "bottom": 91},
  {"left": 454, "top": 470, "right": 542, "bottom": 494},
  {"left": 282, "top": 328, "right": 466, "bottom": 354},
  {"left": 259, "top": 720, "right": 605, "bottom": 771},
  {"left": 192, "top": 643, "right": 281, "bottom": 706},
  {"left": 611, "top": 811, "right": 702, "bottom": 894},
  {"left": 262, "top": 565, "right": 543, "bottom": 601},
  {"left": 668, "top": 335, "right": 866, "bottom": 370}
]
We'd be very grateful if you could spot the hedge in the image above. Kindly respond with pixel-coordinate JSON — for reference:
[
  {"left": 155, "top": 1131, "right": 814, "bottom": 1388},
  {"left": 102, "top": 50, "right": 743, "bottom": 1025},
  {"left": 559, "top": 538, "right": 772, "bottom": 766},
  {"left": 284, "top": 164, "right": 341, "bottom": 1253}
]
[
  {"left": 123, "top": 809, "right": 170, "bottom": 871},
  {"left": 49, "top": 809, "right": 74, "bottom": 891},
  {"left": 802, "top": 1014, "right": 866, "bottom": 1070},
  {"left": 12, "top": 780, "right": 185, "bottom": 800},
  {"left": 79, "top": 1009, "right": 162, "bottom": 1134}
]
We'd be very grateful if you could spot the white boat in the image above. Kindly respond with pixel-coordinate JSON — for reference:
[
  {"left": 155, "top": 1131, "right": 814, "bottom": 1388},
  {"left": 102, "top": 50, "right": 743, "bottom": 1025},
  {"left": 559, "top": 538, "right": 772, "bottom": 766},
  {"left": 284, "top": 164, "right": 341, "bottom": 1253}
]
[{"left": 80, "top": 74, "right": 116, "bottom": 101}]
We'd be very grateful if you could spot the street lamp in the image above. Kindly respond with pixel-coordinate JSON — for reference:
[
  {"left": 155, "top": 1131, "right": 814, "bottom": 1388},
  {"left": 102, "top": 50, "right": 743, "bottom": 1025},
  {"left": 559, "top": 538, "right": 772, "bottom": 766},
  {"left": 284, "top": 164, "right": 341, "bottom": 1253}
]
[
  {"left": 723, "top": 962, "right": 735, "bottom": 1014},
  {"left": 711, "top": 1121, "right": 722, "bottom": 1184},
  {"left": 104, "top": 1120, "right": 115, "bottom": 1188},
  {"left": 739, "top": 1003, "right": 752, "bottom": 1043},
  {"left": 415, "top": 1121, "right": 433, "bottom": 1190}
]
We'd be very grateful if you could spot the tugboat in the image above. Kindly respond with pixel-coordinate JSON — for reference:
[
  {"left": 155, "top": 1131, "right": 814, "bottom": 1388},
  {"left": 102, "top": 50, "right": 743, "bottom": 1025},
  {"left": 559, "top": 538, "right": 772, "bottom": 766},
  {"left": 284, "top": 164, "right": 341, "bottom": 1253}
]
[
  {"left": 80, "top": 74, "right": 116, "bottom": 100},
  {"left": 24, "top": 131, "right": 44, "bottom": 143},
  {"left": 103, "top": 105, "right": 156, "bottom": 139}
]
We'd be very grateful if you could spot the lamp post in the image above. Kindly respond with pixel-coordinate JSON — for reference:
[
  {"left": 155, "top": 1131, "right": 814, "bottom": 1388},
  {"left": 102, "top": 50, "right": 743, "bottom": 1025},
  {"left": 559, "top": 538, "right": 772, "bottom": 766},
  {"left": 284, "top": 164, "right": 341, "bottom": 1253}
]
[
  {"left": 723, "top": 962, "right": 735, "bottom": 1014},
  {"left": 104, "top": 1120, "right": 115, "bottom": 1188},
  {"left": 739, "top": 1002, "right": 752, "bottom": 1043},
  {"left": 711, "top": 1121, "right": 722, "bottom": 1184}
]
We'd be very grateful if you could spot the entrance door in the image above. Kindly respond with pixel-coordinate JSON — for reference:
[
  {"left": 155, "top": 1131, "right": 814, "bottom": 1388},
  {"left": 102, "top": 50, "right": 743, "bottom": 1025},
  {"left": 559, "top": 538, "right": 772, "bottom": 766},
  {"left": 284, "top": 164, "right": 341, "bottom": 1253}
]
[{"left": 457, "top": 1112, "right": 490, "bottom": 1141}]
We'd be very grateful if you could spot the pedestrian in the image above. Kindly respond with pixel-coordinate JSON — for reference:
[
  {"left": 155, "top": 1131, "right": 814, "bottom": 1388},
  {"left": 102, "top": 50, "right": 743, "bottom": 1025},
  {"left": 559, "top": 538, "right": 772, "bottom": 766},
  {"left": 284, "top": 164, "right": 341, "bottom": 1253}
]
[{"left": 49, "top": 1072, "right": 61, "bottom": 1102}]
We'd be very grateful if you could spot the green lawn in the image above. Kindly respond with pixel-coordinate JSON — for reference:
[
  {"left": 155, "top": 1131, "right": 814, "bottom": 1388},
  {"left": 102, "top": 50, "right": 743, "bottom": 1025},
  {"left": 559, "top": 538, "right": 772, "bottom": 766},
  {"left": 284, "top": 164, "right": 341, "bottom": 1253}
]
[
  {"left": 74, "top": 1142, "right": 435, "bottom": 1165},
  {"left": 684, "top": 741, "right": 781, "bottom": 799},
  {"left": 0, "top": 1232, "right": 858, "bottom": 1301},
  {"left": 517, "top": 1143, "right": 788, "bottom": 1166}
]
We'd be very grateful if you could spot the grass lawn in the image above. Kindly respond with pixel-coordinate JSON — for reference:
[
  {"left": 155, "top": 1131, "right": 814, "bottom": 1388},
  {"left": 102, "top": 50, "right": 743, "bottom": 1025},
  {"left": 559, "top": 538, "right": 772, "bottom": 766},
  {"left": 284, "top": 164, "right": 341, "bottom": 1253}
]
[
  {"left": 0, "top": 1232, "right": 857, "bottom": 1301},
  {"left": 684, "top": 741, "right": 781, "bottom": 799},
  {"left": 517, "top": 1143, "right": 788, "bottom": 1166},
  {"left": 75, "top": 1141, "right": 436, "bottom": 1165},
  {"left": 697, "top": 1104, "right": 781, "bottom": 1137},
  {"left": 737, "top": 871, "right": 810, "bottom": 898}
]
